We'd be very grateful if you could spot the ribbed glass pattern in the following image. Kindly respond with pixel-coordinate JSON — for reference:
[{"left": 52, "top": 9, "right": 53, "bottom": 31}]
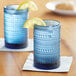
[
  {"left": 4, "top": 5, "right": 28, "bottom": 49},
  {"left": 34, "top": 20, "right": 60, "bottom": 69}
]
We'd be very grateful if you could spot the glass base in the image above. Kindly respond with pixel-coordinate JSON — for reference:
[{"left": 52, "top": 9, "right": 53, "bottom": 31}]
[
  {"left": 34, "top": 60, "right": 60, "bottom": 70},
  {"left": 5, "top": 41, "right": 27, "bottom": 49}
]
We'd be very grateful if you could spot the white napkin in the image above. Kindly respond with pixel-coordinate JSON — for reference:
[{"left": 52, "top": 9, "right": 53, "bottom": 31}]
[
  {"left": 22, "top": 53, "right": 73, "bottom": 72},
  {"left": 0, "top": 38, "right": 33, "bottom": 51}
]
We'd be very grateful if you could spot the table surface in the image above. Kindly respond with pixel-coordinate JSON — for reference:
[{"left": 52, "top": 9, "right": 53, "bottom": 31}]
[{"left": 0, "top": 0, "right": 76, "bottom": 76}]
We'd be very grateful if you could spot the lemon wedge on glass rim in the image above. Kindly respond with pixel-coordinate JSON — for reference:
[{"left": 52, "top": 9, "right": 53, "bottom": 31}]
[
  {"left": 23, "top": 17, "right": 46, "bottom": 28},
  {"left": 17, "top": 1, "right": 38, "bottom": 11}
]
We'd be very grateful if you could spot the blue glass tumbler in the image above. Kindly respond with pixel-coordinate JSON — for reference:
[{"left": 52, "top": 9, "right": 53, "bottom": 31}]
[
  {"left": 4, "top": 5, "right": 28, "bottom": 49},
  {"left": 34, "top": 20, "right": 60, "bottom": 69}
]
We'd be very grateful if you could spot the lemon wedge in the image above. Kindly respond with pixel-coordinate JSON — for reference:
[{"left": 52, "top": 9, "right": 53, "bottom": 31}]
[
  {"left": 23, "top": 17, "right": 46, "bottom": 28},
  {"left": 17, "top": 1, "right": 38, "bottom": 11}
]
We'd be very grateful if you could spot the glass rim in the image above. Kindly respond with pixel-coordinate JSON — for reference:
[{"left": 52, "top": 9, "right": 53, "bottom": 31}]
[
  {"left": 34, "top": 19, "right": 60, "bottom": 27},
  {"left": 43, "top": 19, "right": 60, "bottom": 26},
  {"left": 4, "top": 4, "right": 28, "bottom": 11},
  {"left": 34, "top": 20, "right": 60, "bottom": 29}
]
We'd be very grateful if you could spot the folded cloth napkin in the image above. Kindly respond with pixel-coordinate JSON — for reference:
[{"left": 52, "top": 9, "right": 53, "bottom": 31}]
[
  {"left": 0, "top": 38, "right": 33, "bottom": 51},
  {"left": 22, "top": 53, "right": 73, "bottom": 72}
]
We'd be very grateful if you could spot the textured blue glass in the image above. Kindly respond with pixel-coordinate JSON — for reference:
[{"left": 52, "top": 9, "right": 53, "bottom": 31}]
[
  {"left": 34, "top": 20, "right": 60, "bottom": 69},
  {"left": 4, "top": 5, "right": 28, "bottom": 49}
]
